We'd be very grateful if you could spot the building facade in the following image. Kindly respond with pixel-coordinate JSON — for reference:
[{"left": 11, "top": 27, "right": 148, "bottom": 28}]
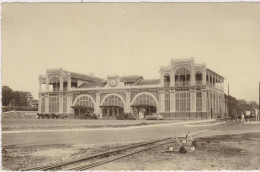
[{"left": 38, "top": 58, "right": 226, "bottom": 119}]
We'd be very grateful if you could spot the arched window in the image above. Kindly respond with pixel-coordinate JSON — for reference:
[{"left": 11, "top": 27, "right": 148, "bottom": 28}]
[
  {"left": 75, "top": 96, "right": 94, "bottom": 108},
  {"left": 164, "top": 74, "right": 170, "bottom": 86},
  {"left": 195, "top": 71, "right": 202, "bottom": 85},
  {"left": 133, "top": 94, "right": 157, "bottom": 106},
  {"left": 103, "top": 95, "right": 124, "bottom": 107},
  {"left": 175, "top": 67, "right": 190, "bottom": 87},
  {"left": 49, "top": 76, "right": 60, "bottom": 91}
]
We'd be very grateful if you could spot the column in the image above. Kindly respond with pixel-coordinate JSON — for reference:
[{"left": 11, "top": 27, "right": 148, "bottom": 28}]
[
  {"left": 211, "top": 72, "right": 213, "bottom": 88},
  {"left": 60, "top": 77, "right": 63, "bottom": 91},
  {"left": 67, "top": 77, "right": 71, "bottom": 91},
  {"left": 202, "top": 91, "right": 207, "bottom": 112},
  {"left": 59, "top": 93, "right": 63, "bottom": 114},
  {"left": 159, "top": 90, "right": 165, "bottom": 113},
  {"left": 202, "top": 68, "right": 206, "bottom": 85},
  {"left": 170, "top": 90, "right": 175, "bottom": 112},
  {"left": 67, "top": 92, "right": 72, "bottom": 113},
  {"left": 45, "top": 76, "right": 49, "bottom": 92},
  {"left": 45, "top": 95, "right": 49, "bottom": 114},
  {"left": 125, "top": 91, "right": 131, "bottom": 113},
  {"left": 95, "top": 92, "right": 101, "bottom": 113},
  {"left": 38, "top": 94, "right": 41, "bottom": 113},
  {"left": 190, "top": 90, "right": 196, "bottom": 112},
  {"left": 190, "top": 66, "right": 195, "bottom": 86},
  {"left": 170, "top": 69, "right": 175, "bottom": 86}
]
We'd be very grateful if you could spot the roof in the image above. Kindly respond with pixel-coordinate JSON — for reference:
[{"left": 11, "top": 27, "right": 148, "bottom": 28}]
[
  {"left": 136, "top": 79, "right": 160, "bottom": 86},
  {"left": 206, "top": 68, "right": 225, "bottom": 79},
  {"left": 119, "top": 75, "right": 143, "bottom": 83},
  {"left": 69, "top": 72, "right": 105, "bottom": 83},
  {"left": 78, "top": 82, "right": 106, "bottom": 88}
]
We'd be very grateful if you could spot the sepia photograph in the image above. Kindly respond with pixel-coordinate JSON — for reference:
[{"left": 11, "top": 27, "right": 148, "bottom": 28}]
[{"left": 1, "top": 1, "right": 260, "bottom": 171}]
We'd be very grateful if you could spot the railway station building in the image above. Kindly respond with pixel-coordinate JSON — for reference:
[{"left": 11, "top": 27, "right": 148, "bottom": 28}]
[{"left": 38, "top": 58, "right": 226, "bottom": 119}]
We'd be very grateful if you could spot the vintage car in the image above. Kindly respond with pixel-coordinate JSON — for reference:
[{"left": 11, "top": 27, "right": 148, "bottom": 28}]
[{"left": 144, "top": 113, "right": 164, "bottom": 120}]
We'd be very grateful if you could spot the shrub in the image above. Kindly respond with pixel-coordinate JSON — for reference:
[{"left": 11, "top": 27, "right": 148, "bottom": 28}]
[
  {"left": 2, "top": 106, "right": 38, "bottom": 112},
  {"left": 116, "top": 112, "right": 136, "bottom": 120}
]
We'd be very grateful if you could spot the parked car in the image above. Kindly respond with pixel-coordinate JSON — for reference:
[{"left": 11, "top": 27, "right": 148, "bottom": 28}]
[{"left": 144, "top": 113, "right": 164, "bottom": 120}]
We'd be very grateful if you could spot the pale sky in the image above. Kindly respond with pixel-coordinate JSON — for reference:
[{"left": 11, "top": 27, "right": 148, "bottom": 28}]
[{"left": 2, "top": 3, "right": 260, "bottom": 103}]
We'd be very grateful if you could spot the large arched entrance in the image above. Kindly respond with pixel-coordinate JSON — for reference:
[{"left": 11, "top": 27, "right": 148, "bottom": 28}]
[
  {"left": 131, "top": 93, "right": 159, "bottom": 119},
  {"left": 72, "top": 95, "right": 95, "bottom": 119},
  {"left": 100, "top": 94, "right": 125, "bottom": 119}
]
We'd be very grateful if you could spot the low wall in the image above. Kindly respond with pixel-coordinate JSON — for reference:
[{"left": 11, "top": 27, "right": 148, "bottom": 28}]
[{"left": 2, "top": 111, "right": 37, "bottom": 118}]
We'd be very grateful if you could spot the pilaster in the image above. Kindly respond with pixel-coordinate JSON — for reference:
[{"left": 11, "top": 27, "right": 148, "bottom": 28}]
[
  {"left": 190, "top": 90, "right": 196, "bottom": 112},
  {"left": 68, "top": 77, "right": 71, "bottom": 91},
  {"left": 60, "top": 77, "right": 63, "bottom": 91},
  {"left": 38, "top": 94, "right": 41, "bottom": 113},
  {"left": 125, "top": 90, "right": 131, "bottom": 113},
  {"left": 159, "top": 90, "right": 165, "bottom": 113},
  {"left": 170, "top": 68, "right": 175, "bottom": 87},
  {"left": 95, "top": 92, "right": 101, "bottom": 113},
  {"left": 67, "top": 92, "right": 72, "bottom": 113},
  {"left": 59, "top": 93, "right": 63, "bottom": 113},
  {"left": 45, "top": 76, "right": 49, "bottom": 92},
  {"left": 202, "top": 90, "right": 207, "bottom": 112},
  {"left": 202, "top": 68, "right": 206, "bottom": 85},
  {"left": 170, "top": 90, "right": 175, "bottom": 112},
  {"left": 45, "top": 94, "right": 49, "bottom": 113},
  {"left": 190, "top": 66, "right": 195, "bottom": 86}
]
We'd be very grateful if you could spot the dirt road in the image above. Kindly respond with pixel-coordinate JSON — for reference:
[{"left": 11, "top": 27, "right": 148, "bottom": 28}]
[{"left": 2, "top": 122, "right": 260, "bottom": 170}]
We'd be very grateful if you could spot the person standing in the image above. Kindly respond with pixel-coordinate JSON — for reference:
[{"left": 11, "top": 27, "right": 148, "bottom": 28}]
[{"left": 185, "top": 131, "right": 193, "bottom": 145}]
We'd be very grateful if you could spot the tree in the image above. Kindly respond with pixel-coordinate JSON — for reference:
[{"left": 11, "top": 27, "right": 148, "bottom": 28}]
[
  {"left": 11, "top": 91, "right": 28, "bottom": 106},
  {"left": 2, "top": 86, "right": 13, "bottom": 106},
  {"left": 225, "top": 94, "right": 239, "bottom": 119},
  {"left": 248, "top": 101, "right": 259, "bottom": 110}
]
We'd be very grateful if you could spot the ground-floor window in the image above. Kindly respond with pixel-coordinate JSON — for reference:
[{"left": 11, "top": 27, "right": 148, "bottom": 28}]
[
  {"left": 101, "top": 95, "right": 124, "bottom": 118},
  {"left": 175, "top": 92, "right": 190, "bottom": 112},
  {"left": 73, "top": 96, "right": 95, "bottom": 119},
  {"left": 63, "top": 96, "right": 67, "bottom": 113},
  {"left": 49, "top": 96, "right": 59, "bottom": 113},
  {"left": 196, "top": 92, "right": 202, "bottom": 112},
  {"left": 75, "top": 96, "right": 94, "bottom": 107},
  {"left": 103, "top": 95, "right": 124, "bottom": 107},
  {"left": 165, "top": 92, "right": 170, "bottom": 112},
  {"left": 133, "top": 94, "right": 156, "bottom": 107},
  {"left": 41, "top": 97, "right": 45, "bottom": 113},
  {"left": 132, "top": 94, "right": 157, "bottom": 118}
]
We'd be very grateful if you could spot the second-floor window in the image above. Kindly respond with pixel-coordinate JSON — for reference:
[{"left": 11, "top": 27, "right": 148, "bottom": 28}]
[
  {"left": 164, "top": 75, "right": 170, "bottom": 86},
  {"left": 175, "top": 67, "right": 190, "bottom": 87},
  {"left": 196, "top": 71, "right": 202, "bottom": 85}
]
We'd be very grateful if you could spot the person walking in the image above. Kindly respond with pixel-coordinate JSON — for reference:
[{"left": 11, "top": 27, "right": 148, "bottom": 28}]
[{"left": 241, "top": 113, "right": 245, "bottom": 122}]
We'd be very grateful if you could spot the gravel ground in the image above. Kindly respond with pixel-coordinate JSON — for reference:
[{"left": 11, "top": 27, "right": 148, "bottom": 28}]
[
  {"left": 93, "top": 132, "right": 260, "bottom": 170},
  {"left": 2, "top": 132, "right": 260, "bottom": 171}
]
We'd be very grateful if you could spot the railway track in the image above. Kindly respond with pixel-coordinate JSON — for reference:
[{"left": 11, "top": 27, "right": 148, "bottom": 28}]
[
  {"left": 19, "top": 121, "right": 239, "bottom": 171},
  {"left": 22, "top": 137, "right": 180, "bottom": 171}
]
